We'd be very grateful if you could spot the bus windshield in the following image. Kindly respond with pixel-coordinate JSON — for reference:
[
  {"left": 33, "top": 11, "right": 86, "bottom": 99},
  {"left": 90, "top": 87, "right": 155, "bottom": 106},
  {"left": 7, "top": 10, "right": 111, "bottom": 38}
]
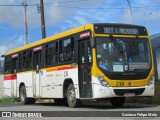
[{"left": 96, "top": 37, "right": 151, "bottom": 73}]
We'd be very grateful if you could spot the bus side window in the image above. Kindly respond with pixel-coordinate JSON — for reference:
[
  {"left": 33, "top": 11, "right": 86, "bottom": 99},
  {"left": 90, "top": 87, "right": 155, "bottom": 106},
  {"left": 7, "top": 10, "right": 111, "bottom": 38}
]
[
  {"left": 59, "top": 38, "right": 74, "bottom": 63},
  {"left": 45, "top": 42, "right": 58, "bottom": 66},
  {"left": 4, "top": 56, "right": 11, "bottom": 74},
  {"left": 23, "top": 50, "right": 32, "bottom": 70},
  {"left": 59, "top": 40, "right": 64, "bottom": 62},
  {"left": 18, "top": 52, "right": 23, "bottom": 71}
]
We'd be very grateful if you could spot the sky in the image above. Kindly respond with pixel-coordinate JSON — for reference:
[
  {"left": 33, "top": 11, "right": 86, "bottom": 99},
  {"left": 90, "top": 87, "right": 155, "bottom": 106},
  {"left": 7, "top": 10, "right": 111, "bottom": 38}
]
[{"left": 0, "top": 0, "right": 160, "bottom": 59}]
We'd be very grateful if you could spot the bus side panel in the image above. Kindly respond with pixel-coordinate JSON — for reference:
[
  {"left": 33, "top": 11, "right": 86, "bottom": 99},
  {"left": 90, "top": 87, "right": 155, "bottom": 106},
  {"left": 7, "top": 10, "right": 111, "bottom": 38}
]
[
  {"left": 40, "top": 69, "right": 65, "bottom": 98},
  {"left": 17, "top": 72, "right": 33, "bottom": 98},
  {"left": 3, "top": 75, "right": 17, "bottom": 98},
  {"left": 53, "top": 68, "right": 79, "bottom": 98},
  {"left": 3, "top": 79, "right": 11, "bottom": 97},
  {"left": 40, "top": 70, "right": 51, "bottom": 98},
  {"left": 32, "top": 71, "right": 41, "bottom": 98},
  {"left": 68, "top": 68, "right": 79, "bottom": 98},
  {"left": 49, "top": 69, "right": 64, "bottom": 98},
  {"left": 12, "top": 79, "right": 17, "bottom": 98},
  {"left": 40, "top": 67, "right": 79, "bottom": 98}
]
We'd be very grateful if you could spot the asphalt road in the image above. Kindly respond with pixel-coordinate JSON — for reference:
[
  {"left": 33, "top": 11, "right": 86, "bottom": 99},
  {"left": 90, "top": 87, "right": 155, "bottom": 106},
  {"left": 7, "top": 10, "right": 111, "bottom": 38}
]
[{"left": 0, "top": 102, "right": 160, "bottom": 120}]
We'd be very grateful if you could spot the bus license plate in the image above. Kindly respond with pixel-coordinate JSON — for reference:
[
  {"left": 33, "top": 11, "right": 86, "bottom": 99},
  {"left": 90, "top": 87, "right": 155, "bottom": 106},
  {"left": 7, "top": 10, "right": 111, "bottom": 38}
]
[{"left": 124, "top": 93, "right": 135, "bottom": 97}]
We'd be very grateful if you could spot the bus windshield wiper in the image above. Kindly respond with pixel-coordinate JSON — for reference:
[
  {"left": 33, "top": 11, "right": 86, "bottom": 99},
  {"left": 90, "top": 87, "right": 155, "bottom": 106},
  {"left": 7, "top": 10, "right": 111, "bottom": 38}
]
[{"left": 109, "top": 35, "right": 124, "bottom": 53}]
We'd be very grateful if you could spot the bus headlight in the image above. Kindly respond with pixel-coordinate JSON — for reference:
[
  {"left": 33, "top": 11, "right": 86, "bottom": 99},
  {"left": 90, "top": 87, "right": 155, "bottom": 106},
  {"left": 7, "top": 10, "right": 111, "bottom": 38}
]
[
  {"left": 97, "top": 74, "right": 110, "bottom": 87},
  {"left": 147, "top": 75, "right": 155, "bottom": 86}
]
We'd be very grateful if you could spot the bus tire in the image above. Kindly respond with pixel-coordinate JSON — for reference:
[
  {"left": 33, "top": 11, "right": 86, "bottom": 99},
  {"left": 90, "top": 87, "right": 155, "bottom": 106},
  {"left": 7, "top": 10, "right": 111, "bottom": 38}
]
[
  {"left": 110, "top": 97, "right": 125, "bottom": 107},
  {"left": 20, "top": 86, "right": 29, "bottom": 104},
  {"left": 67, "top": 83, "right": 81, "bottom": 108}
]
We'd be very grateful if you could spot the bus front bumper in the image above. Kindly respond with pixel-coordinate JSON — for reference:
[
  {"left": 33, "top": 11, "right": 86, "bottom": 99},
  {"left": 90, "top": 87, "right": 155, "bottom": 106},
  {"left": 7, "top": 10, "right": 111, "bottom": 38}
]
[{"left": 93, "top": 83, "right": 154, "bottom": 99}]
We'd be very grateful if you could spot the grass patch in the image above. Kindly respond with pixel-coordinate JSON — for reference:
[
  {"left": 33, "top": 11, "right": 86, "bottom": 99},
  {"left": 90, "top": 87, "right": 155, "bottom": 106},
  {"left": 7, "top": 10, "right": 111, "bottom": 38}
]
[
  {"left": 0, "top": 97, "right": 14, "bottom": 103},
  {"left": 36, "top": 99, "right": 54, "bottom": 103}
]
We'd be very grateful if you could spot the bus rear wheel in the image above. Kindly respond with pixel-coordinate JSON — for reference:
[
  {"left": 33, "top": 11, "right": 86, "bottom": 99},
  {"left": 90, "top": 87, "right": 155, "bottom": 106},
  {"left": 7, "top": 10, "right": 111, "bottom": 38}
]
[
  {"left": 20, "top": 86, "right": 35, "bottom": 104},
  {"left": 20, "top": 86, "right": 28, "bottom": 104},
  {"left": 110, "top": 97, "right": 125, "bottom": 107},
  {"left": 67, "top": 83, "right": 81, "bottom": 108}
]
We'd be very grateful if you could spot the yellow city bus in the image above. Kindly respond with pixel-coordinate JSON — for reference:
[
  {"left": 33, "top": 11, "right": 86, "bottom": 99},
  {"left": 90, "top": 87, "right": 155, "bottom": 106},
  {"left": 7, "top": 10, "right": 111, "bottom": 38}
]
[{"left": 3, "top": 23, "right": 154, "bottom": 107}]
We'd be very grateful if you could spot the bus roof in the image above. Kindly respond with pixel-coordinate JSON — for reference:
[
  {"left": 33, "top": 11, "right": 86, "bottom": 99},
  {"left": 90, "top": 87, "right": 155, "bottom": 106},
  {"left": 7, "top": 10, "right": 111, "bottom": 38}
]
[
  {"left": 4, "top": 23, "right": 147, "bottom": 56},
  {"left": 4, "top": 24, "right": 93, "bottom": 56}
]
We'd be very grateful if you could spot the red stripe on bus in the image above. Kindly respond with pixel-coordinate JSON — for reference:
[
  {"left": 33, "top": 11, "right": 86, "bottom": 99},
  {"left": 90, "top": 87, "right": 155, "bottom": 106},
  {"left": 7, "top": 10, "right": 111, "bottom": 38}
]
[
  {"left": 4, "top": 75, "right": 17, "bottom": 81},
  {"left": 46, "top": 66, "right": 76, "bottom": 72},
  {"left": 57, "top": 66, "right": 76, "bottom": 71}
]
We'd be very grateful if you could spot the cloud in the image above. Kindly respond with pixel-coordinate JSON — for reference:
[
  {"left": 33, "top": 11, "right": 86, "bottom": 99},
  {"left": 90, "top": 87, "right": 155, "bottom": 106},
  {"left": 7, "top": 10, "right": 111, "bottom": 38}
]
[
  {"left": 119, "top": 3, "right": 160, "bottom": 35},
  {"left": 0, "top": 0, "right": 159, "bottom": 30},
  {"left": 62, "top": 2, "right": 127, "bottom": 30},
  {"left": 0, "top": 0, "right": 105, "bottom": 28},
  {"left": 0, "top": 0, "right": 24, "bottom": 28},
  {"left": 0, "top": 0, "right": 160, "bottom": 50},
  {"left": 0, "top": 46, "right": 7, "bottom": 57},
  {"left": 0, "top": 35, "right": 25, "bottom": 57},
  {"left": 147, "top": 10, "right": 160, "bottom": 34}
]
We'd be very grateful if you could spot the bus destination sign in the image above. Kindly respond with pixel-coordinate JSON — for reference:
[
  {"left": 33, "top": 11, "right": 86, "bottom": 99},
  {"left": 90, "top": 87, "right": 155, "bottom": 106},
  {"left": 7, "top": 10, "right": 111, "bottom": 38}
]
[
  {"left": 104, "top": 27, "right": 139, "bottom": 35},
  {"left": 94, "top": 24, "right": 147, "bottom": 35}
]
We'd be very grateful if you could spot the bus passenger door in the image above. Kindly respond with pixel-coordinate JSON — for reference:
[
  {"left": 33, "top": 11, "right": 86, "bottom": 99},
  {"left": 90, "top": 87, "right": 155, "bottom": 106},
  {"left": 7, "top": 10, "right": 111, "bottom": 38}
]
[
  {"left": 33, "top": 49, "right": 42, "bottom": 98},
  {"left": 78, "top": 40, "right": 92, "bottom": 98},
  {"left": 11, "top": 58, "right": 18, "bottom": 98}
]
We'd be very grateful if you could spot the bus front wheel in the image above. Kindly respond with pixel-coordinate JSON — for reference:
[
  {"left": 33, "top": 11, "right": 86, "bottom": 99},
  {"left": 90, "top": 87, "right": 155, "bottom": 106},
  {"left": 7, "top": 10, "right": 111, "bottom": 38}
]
[
  {"left": 67, "top": 83, "right": 81, "bottom": 108},
  {"left": 110, "top": 97, "right": 125, "bottom": 107}
]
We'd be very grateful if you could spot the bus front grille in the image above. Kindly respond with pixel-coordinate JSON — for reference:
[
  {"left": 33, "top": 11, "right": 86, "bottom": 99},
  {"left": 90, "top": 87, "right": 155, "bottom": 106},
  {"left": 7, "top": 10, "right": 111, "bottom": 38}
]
[{"left": 113, "top": 88, "right": 145, "bottom": 96}]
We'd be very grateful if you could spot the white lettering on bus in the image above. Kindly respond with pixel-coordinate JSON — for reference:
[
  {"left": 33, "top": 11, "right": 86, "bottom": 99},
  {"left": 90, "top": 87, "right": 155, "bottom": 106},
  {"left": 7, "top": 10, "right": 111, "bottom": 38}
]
[
  {"left": 12, "top": 54, "right": 18, "bottom": 58},
  {"left": 80, "top": 32, "right": 90, "bottom": 38},
  {"left": 119, "top": 28, "right": 138, "bottom": 35},
  {"left": 34, "top": 46, "right": 42, "bottom": 52}
]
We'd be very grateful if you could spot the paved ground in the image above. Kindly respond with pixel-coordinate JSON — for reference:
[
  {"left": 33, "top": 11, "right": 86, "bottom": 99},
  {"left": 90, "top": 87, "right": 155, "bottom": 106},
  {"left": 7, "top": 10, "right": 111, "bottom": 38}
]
[
  {"left": 0, "top": 102, "right": 158, "bottom": 111},
  {"left": 0, "top": 102, "right": 160, "bottom": 120}
]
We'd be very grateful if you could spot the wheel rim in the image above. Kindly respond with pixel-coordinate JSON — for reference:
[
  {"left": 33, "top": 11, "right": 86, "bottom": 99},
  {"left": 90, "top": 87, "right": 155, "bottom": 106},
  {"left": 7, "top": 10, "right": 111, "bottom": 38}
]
[{"left": 68, "top": 89, "right": 75, "bottom": 103}]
